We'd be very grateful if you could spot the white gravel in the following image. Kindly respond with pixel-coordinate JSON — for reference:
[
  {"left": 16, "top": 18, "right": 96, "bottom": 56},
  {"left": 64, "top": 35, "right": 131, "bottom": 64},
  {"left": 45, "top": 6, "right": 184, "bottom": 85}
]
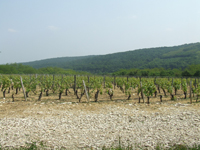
[{"left": 0, "top": 103, "right": 200, "bottom": 149}]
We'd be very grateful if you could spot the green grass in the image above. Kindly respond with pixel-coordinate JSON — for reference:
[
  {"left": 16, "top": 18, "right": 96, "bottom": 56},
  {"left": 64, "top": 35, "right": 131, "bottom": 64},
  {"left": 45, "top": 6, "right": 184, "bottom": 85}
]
[
  {"left": 156, "top": 144, "right": 200, "bottom": 150},
  {"left": 0, "top": 142, "right": 42, "bottom": 150},
  {"left": 1, "top": 143, "right": 200, "bottom": 150}
]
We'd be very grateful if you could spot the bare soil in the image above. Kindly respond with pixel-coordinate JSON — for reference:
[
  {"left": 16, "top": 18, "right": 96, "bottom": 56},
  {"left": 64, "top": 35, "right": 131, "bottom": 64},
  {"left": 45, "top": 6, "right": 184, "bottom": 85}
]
[{"left": 0, "top": 87, "right": 200, "bottom": 149}]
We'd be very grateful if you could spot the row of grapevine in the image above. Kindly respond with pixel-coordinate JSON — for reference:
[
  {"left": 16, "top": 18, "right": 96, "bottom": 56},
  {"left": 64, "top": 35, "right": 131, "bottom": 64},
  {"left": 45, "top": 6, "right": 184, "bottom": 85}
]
[{"left": 0, "top": 74, "right": 199, "bottom": 103}]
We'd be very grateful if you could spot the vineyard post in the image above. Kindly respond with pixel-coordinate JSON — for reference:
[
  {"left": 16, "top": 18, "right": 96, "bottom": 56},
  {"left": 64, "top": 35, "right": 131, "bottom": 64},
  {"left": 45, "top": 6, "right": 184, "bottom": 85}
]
[
  {"left": 74, "top": 75, "right": 76, "bottom": 95},
  {"left": 87, "top": 76, "right": 90, "bottom": 94},
  {"left": 114, "top": 76, "right": 116, "bottom": 89},
  {"left": 35, "top": 74, "right": 37, "bottom": 78},
  {"left": 127, "top": 76, "right": 129, "bottom": 82},
  {"left": 104, "top": 76, "right": 105, "bottom": 88},
  {"left": 190, "top": 79, "right": 192, "bottom": 104},
  {"left": 171, "top": 78, "right": 174, "bottom": 96},
  {"left": 20, "top": 76, "right": 27, "bottom": 101},
  {"left": 83, "top": 80, "right": 89, "bottom": 102}
]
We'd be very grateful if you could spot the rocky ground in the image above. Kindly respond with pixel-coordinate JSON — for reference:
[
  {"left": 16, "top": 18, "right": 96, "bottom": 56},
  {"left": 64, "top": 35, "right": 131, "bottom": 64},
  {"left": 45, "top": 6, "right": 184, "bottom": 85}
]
[{"left": 0, "top": 99, "right": 200, "bottom": 150}]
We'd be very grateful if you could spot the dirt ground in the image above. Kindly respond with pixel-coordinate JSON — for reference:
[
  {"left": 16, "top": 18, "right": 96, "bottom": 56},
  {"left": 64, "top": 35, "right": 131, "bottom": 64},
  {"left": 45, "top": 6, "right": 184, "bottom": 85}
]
[
  {"left": 1, "top": 87, "right": 200, "bottom": 149},
  {"left": 0, "top": 87, "right": 199, "bottom": 118}
]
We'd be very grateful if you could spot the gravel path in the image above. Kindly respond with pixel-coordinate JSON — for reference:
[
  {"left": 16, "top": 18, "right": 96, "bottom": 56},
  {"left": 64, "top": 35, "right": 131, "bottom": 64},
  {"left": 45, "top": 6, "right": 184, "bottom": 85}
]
[{"left": 0, "top": 102, "right": 200, "bottom": 149}]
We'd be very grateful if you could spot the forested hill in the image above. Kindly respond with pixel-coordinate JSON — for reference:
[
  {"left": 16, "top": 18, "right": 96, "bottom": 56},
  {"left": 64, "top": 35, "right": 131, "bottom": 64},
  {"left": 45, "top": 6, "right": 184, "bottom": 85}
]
[{"left": 22, "top": 42, "right": 200, "bottom": 74}]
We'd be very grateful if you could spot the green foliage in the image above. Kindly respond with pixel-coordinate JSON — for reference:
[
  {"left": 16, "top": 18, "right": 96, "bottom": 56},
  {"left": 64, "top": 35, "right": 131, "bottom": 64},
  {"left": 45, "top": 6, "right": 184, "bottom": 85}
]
[
  {"left": 38, "top": 75, "right": 46, "bottom": 92},
  {"left": 0, "top": 64, "right": 90, "bottom": 75},
  {"left": 182, "top": 69, "right": 192, "bottom": 77},
  {"left": 181, "top": 79, "right": 187, "bottom": 93},
  {"left": 166, "top": 81, "right": 173, "bottom": 95},
  {"left": 105, "top": 77, "right": 113, "bottom": 90},
  {"left": 142, "top": 79, "right": 157, "bottom": 97},
  {"left": 89, "top": 76, "right": 103, "bottom": 95},
  {"left": 21, "top": 42, "right": 200, "bottom": 74},
  {"left": 105, "top": 77, "right": 114, "bottom": 100},
  {"left": 1, "top": 60, "right": 200, "bottom": 77},
  {"left": 0, "top": 63, "right": 36, "bottom": 74},
  {"left": 44, "top": 75, "right": 53, "bottom": 92},
  {"left": 76, "top": 76, "right": 85, "bottom": 92},
  {"left": 51, "top": 76, "right": 59, "bottom": 94},
  {"left": 196, "top": 83, "right": 200, "bottom": 97},
  {"left": 116, "top": 77, "right": 126, "bottom": 93},
  {"left": 12, "top": 76, "right": 22, "bottom": 91},
  {"left": 22, "top": 76, "right": 32, "bottom": 93},
  {"left": 57, "top": 76, "right": 65, "bottom": 94},
  {"left": 113, "top": 68, "right": 184, "bottom": 77},
  {"left": 160, "top": 78, "right": 168, "bottom": 89},
  {"left": 1, "top": 143, "right": 200, "bottom": 150},
  {"left": 0, "top": 75, "right": 2, "bottom": 86},
  {"left": 124, "top": 77, "right": 139, "bottom": 98},
  {"left": 2, "top": 75, "right": 11, "bottom": 91},
  {"left": 173, "top": 79, "right": 181, "bottom": 94},
  {"left": 62, "top": 76, "right": 73, "bottom": 91}
]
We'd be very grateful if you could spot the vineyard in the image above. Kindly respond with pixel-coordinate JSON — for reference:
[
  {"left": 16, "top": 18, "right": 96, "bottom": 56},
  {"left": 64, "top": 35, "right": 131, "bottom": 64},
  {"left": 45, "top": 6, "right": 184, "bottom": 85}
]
[
  {"left": 1, "top": 74, "right": 200, "bottom": 149},
  {"left": 0, "top": 74, "right": 199, "bottom": 104}
]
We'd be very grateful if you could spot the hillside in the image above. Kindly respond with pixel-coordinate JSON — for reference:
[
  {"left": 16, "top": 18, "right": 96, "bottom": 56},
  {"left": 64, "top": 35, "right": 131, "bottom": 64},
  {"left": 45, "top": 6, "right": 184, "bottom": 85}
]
[{"left": 22, "top": 42, "right": 200, "bottom": 74}]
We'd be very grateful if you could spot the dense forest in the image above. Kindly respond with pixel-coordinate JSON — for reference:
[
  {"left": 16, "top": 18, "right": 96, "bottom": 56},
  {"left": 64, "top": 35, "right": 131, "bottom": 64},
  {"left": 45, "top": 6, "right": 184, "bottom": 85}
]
[
  {"left": 1, "top": 63, "right": 200, "bottom": 77},
  {"left": 0, "top": 64, "right": 90, "bottom": 75},
  {"left": 1, "top": 42, "right": 200, "bottom": 76},
  {"left": 112, "top": 64, "right": 200, "bottom": 77},
  {"left": 22, "top": 42, "right": 200, "bottom": 74}
]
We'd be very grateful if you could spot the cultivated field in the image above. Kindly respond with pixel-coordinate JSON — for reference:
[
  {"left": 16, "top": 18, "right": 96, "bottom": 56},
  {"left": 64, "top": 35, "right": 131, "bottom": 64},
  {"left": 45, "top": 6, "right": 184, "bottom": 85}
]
[{"left": 0, "top": 86, "right": 200, "bottom": 149}]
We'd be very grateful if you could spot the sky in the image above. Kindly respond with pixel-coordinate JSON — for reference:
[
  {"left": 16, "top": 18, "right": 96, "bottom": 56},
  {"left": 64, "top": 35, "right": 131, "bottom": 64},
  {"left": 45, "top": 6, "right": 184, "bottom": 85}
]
[{"left": 0, "top": 0, "right": 200, "bottom": 64}]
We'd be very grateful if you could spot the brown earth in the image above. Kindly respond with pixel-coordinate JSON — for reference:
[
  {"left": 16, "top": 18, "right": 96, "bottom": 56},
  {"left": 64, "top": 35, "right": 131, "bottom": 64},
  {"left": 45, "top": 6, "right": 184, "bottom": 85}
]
[{"left": 0, "top": 87, "right": 199, "bottom": 118}]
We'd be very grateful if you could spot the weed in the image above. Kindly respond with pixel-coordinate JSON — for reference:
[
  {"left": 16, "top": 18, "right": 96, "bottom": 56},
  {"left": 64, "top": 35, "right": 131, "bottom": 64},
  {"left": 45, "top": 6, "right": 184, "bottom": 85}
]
[{"left": 1, "top": 143, "right": 200, "bottom": 150}]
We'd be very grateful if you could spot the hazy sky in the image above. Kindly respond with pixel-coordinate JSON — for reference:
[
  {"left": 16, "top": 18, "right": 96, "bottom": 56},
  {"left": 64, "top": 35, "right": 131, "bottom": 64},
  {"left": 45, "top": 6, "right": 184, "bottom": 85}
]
[{"left": 0, "top": 0, "right": 200, "bottom": 64}]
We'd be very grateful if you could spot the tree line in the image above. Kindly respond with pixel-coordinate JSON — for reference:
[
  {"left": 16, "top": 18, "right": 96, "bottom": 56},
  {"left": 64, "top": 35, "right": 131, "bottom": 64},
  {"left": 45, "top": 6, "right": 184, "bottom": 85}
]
[
  {"left": 1, "top": 63, "right": 200, "bottom": 77},
  {"left": 112, "top": 64, "right": 200, "bottom": 77},
  {"left": 0, "top": 63, "right": 90, "bottom": 75},
  {"left": 22, "top": 42, "right": 200, "bottom": 74}
]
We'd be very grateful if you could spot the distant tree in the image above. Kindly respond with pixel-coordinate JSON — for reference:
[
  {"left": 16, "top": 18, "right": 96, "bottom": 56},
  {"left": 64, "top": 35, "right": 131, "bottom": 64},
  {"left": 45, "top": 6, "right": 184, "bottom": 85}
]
[
  {"left": 194, "top": 70, "right": 200, "bottom": 77},
  {"left": 182, "top": 69, "right": 192, "bottom": 76},
  {"left": 141, "top": 70, "right": 149, "bottom": 76},
  {"left": 160, "top": 70, "right": 168, "bottom": 76}
]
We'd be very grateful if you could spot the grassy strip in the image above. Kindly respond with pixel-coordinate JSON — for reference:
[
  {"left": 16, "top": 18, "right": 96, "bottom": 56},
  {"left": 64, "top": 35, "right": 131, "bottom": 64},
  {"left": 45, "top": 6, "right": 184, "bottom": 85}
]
[
  {"left": 102, "top": 145, "right": 200, "bottom": 150},
  {"left": 1, "top": 143, "right": 200, "bottom": 150}
]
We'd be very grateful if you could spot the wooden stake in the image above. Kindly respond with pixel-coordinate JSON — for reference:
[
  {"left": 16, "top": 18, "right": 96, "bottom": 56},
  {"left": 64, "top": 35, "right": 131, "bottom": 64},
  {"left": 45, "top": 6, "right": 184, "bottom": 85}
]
[
  {"left": 140, "top": 81, "right": 145, "bottom": 103},
  {"left": 104, "top": 76, "right": 106, "bottom": 88},
  {"left": 87, "top": 76, "right": 90, "bottom": 94},
  {"left": 190, "top": 79, "right": 192, "bottom": 104},
  {"left": 83, "top": 80, "right": 89, "bottom": 102},
  {"left": 20, "top": 76, "right": 27, "bottom": 101},
  {"left": 74, "top": 75, "right": 76, "bottom": 95},
  {"left": 114, "top": 76, "right": 116, "bottom": 89}
]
